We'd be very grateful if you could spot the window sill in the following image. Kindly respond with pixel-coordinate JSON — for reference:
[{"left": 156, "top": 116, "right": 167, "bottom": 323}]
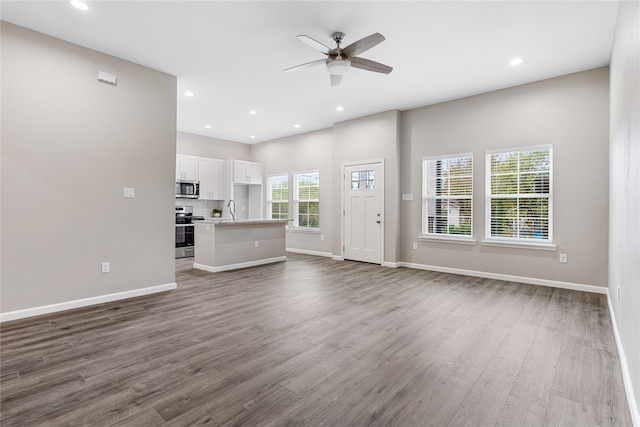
[
  {"left": 482, "top": 239, "right": 557, "bottom": 251},
  {"left": 419, "top": 235, "right": 476, "bottom": 245},
  {"left": 291, "top": 227, "right": 321, "bottom": 235}
]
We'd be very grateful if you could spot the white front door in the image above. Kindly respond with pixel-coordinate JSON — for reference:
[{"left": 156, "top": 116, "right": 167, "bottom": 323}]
[{"left": 343, "top": 162, "right": 384, "bottom": 264}]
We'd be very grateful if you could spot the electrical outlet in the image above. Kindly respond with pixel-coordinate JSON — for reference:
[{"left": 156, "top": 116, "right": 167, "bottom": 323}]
[
  {"left": 617, "top": 286, "right": 621, "bottom": 302},
  {"left": 412, "top": 242, "right": 418, "bottom": 250},
  {"left": 559, "top": 253, "right": 568, "bottom": 263},
  {"left": 101, "top": 262, "right": 110, "bottom": 273},
  {"left": 320, "top": 234, "right": 325, "bottom": 241},
  {"left": 123, "top": 187, "right": 135, "bottom": 198},
  {"left": 254, "top": 240, "right": 259, "bottom": 248}
]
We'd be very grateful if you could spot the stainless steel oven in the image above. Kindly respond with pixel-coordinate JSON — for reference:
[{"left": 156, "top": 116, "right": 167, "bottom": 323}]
[
  {"left": 175, "top": 224, "right": 195, "bottom": 258},
  {"left": 175, "top": 206, "right": 203, "bottom": 258}
]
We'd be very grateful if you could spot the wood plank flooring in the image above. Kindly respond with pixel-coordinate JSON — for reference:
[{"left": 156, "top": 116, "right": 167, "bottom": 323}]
[{"left": 0, "top": 253, "right": 632, "bottom": 426}]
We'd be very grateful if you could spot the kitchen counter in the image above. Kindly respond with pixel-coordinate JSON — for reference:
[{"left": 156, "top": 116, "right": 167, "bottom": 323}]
[
  {"left": 192, "top": 219, "right": 291, "bottom": 272},
  {"left": 194, "top": 218, "right": 291, "bottom": 226}
]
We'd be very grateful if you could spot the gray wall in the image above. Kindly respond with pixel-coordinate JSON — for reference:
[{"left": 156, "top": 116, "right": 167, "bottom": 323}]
[
  {"left": 250, "top": 128, "right": 334, "bottom": 255},
  {"left": 609, "top": 0, "right": 640, "bottom": 418},
  {"left": 332, "top": 111, "right": 401, "bottom": 264},
  {"left": 400, "top": 68, "right": 610, "bottom": 287},
  {"left": 249, "top": 111, "right": 402, "bottom": 262},
  {"left": 1, "top": 23, "right": 177, "bottom": 313},
  {"left": 177, "top": 131, "right": 250, "bottom": 161}
]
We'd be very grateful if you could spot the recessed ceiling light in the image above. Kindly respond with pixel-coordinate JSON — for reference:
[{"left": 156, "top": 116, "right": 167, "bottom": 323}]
[
  {"left": 294, "top": 124, "right": 301, "bottom": 128},
  {"left": 250, "top": 135, "right": 256, "bottom": 139},
  {"left": 336, "top": 106, "right": 344, "bottom": 112},
  {"left": 249, "top": 110, "right": 257, "bottom": 115},
  {"left": 70, "top": 1, "right": 88, "bottom": 11},
  {"left": 510, "top": 58, "right": 523, "bottom": 66},
  {"left": 184, "top": 91, "right": 194, "bottom": 97},
  {"left": 204, "top": 125, "right": 212, "bottom": 129}
]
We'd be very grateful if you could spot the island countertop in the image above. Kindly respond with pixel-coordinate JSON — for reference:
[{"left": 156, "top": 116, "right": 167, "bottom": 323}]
[{"left": 193, "top": 218, "right": 292, "bottom": 226}]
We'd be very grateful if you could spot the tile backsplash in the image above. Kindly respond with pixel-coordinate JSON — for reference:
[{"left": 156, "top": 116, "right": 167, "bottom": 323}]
[{"left": 175, "top": 198, "right": 223, "bottom": 218}]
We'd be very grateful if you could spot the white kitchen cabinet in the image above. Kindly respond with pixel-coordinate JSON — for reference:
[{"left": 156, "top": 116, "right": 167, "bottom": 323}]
[
  {"left": 232, "top": 160, "right": 263, "bottom": 185},
  {"left": 223, "top": 159, "right": 264, "bottom": 220},
  {"left": 198, "top": 157, "right": 224, "bottom": 200},
  {"left": 176, "top": 154, "right": 199, "bottom": 181}
]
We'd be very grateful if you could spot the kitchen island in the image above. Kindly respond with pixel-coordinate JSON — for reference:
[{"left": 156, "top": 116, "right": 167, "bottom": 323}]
[{"left": 193, "top": 219, "right": 291, "bottom": 272}]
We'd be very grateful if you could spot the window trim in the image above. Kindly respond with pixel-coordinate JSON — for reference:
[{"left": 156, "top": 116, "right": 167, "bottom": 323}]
[
  {"left": 421, "top": 152, "right": 475, "bottom": 244},
  {"left": 293, "top": 170, "right": 320, "bottom": 231},
  {"left": 484, "top": 145, "right": 554, "bottom": 249},
  {"left": 266, "top": 173, "right": 289, "bottom": 220}
]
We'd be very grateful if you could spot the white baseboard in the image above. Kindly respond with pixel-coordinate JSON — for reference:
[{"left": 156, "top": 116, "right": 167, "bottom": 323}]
[
  {"left": 285, "top": 248, "right": 333, "bottom": 258},
  {"left": 332, "top": 255, "right": 344, "bottom": 261},
  {"left": 0, "top": 282, "right": 177, "bottom": 323},
  {"left": 607, "top": 292, "right": 640, "bottom": 426},
  {"left": 383, "top": 261, "right": 398, "bottom": 268},
  {"left": 397, "top": 262, "right": 607, "bottom": 294},
  {"left": 194, "top": 256, "right": 287, "bottom": 273}
]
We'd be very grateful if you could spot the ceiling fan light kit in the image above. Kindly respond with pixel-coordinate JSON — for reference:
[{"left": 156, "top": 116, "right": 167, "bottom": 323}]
[
  {"left": 327, "top": 58, "right": 351, "bottom": 75},
  {"left": 285, "top": 31, "right": 392, "bottom": 86}
]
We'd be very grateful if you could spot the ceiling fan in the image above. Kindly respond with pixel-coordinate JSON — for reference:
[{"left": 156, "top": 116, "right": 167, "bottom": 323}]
[{"left": 284, "top": 32, "right": 393, "bottom": 86}]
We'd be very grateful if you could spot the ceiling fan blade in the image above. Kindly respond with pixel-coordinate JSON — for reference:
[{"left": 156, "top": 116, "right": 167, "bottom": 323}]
[
  {"left": 341, "top": 33, "right": 385, "bottom": 58},
  {"left": 297, "top": 35, "right": 336, "bottom": 55},
  {"left": 330, "top": 74, "right": 342, "bottom": 86},
  {"left": 284, "top": 59, "right": 326, "bottom": 72},
  {"left": 350, "top": 57, "right": 393, "bottom": 74}
]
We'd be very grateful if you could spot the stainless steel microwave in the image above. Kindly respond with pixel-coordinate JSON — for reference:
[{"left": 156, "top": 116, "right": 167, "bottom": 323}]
[{"left": 175, "top": 180, "right": 199, "bottom": 199}]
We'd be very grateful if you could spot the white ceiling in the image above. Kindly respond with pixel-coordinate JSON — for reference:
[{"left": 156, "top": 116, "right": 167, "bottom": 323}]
[{"left": 1, "top": 1, "right": 619, "bottom": 144}]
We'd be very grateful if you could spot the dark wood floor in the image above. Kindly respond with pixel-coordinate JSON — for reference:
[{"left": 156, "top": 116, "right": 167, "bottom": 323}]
[{"left": 0, "top": 254, "right": 632, "bottom": 426}]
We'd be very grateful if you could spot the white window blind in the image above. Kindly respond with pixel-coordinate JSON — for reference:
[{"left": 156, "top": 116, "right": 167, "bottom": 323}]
[
  {"left": 294, "top": 171, "right": 319, "bottom": 229},
  {"left": 422, "top": 154, "right": 473, "bottom": 236},
  {"left": 267, "top": 174, "right": 288, "bottom": 220},
  {"left": 486, "top": 147, "right": 552, "bottom": 242}
]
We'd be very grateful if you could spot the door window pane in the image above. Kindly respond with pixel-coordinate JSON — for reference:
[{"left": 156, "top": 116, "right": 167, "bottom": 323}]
[{"left": 351, "top": 170, "right": 375, "bottom": 190}]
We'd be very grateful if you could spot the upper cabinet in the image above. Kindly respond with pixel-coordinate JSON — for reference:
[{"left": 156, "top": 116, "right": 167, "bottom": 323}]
[
  {"left": 232, "top": 160, "right": 263, "bottom": 185},
  {"left": 199, "top": 157, "right": 224, "bottom": 200},
  {"left": 176, "top": 154, "right": 198, "bottom": 181}
]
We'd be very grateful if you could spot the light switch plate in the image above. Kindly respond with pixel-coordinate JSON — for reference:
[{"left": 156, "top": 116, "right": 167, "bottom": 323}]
[{"left": 123, "top": 187, "right": 135, "bottom": 198}]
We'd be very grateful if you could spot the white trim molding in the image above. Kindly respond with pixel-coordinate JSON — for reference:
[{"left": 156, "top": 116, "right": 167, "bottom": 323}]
[
  {"left": 607, "top": 292, "right": 640, "bottom": 426},
  {"left": 420, "top": 235, "right": 477, "bottom": 245},
  {"left": 194, "top": 256, "right": 287, "bottom": 273},
  {"left": 290, "top": 227, "right": 321, "bottom": 235},
  {"left": 286, "top": 248, "right": 333, "bottom": 258},
  {"left": 397, "top": 262, "right": 607, "bottom": 294},
  {"left": 0, "top": 282, "right": 177, "bottom": 323},
  {"left": 383, "top": 261, "right": 398, "bottom": 268},
  {"left": 482, "top": 239, "right": 557, "bottom": 251}
]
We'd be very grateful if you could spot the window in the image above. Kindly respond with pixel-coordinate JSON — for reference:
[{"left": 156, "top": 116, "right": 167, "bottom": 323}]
[
  {"left": 486, "top": 146, "right": 552, "bottom": 243},
  {"left": 422, "top": 154, "right": 473, "bottom": 237},
  {"left": 294, "top": 171, "right": 319, "bottom": 229},
  {"left": 267, "top": 174, "right": 288, "bottom": 220}
]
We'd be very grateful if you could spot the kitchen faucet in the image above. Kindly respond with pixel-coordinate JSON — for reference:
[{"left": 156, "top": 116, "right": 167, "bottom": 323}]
[{"left": 227, "top": 199, "right": 236, "bottom": 222}]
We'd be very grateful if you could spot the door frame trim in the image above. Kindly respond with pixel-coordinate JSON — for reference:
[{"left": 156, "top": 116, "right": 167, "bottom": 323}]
[{"left": 340, "top": 159, "right": 385, "bottom": 265}]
